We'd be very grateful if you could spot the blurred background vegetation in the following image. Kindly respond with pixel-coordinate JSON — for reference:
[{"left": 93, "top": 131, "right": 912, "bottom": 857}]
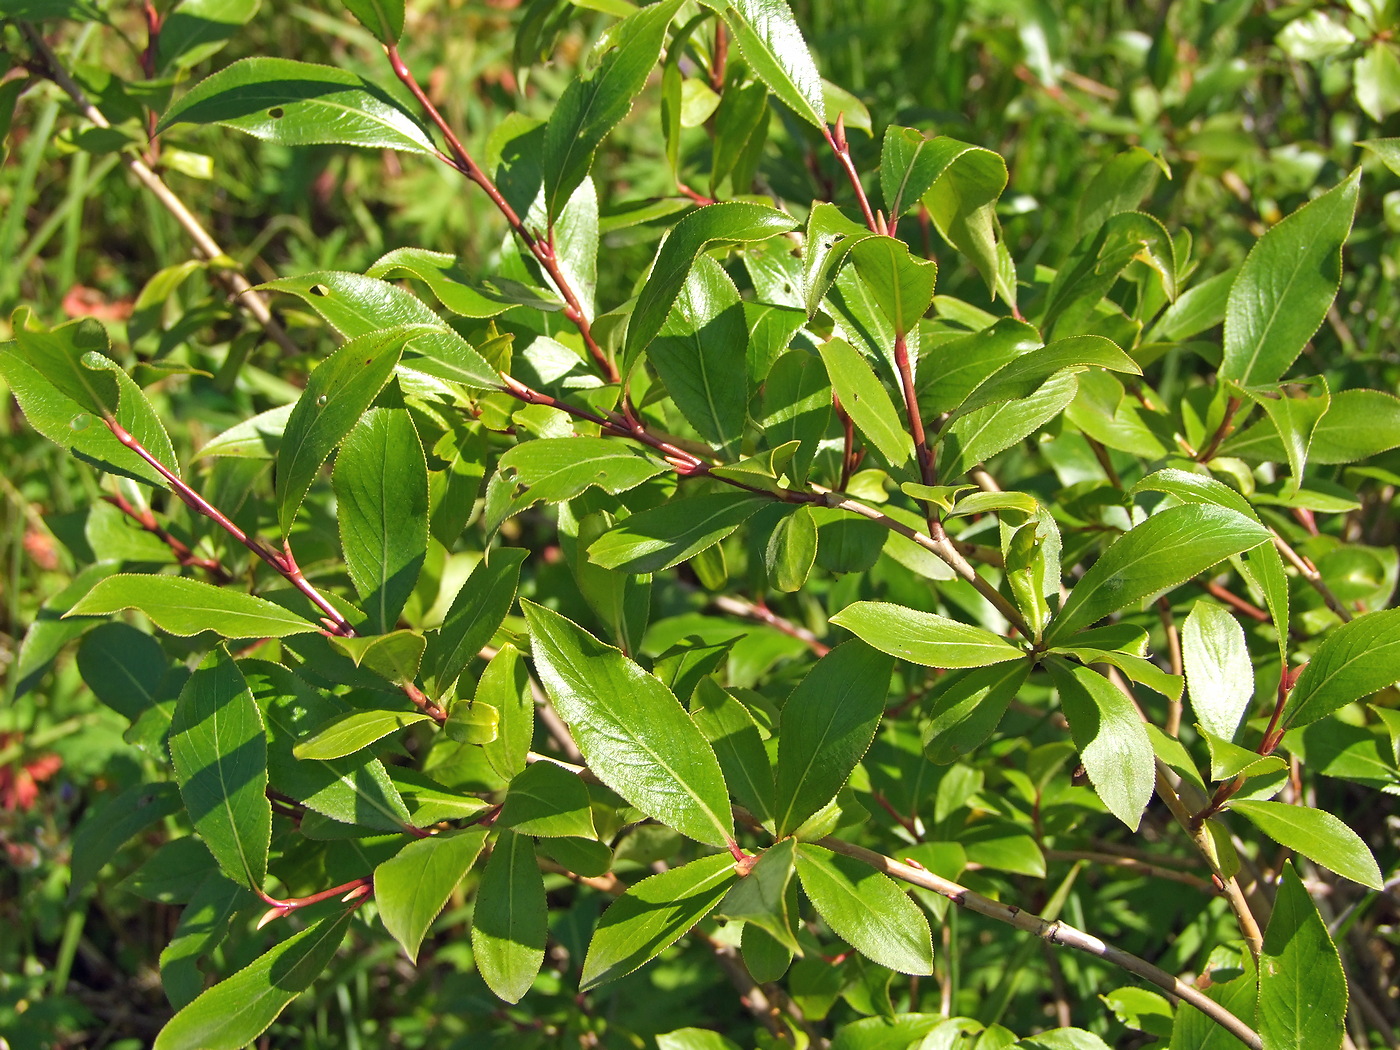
[{"left": 1, "top": 0, "right": 1398, "bottom": 1046}]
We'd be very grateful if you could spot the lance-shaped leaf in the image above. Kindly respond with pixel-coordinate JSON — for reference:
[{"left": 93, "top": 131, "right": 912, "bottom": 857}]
[
  {"left": 334, "top": 399, "right": 428, "bottom": 634},
  {"left": 951, "top": 335, "right": 1140, "bottom": 421},
  {"left": 366, "top": 247, "right": 554, "bottom": 317},
  {"left": 483, "top": 437, "right": 667, "bottom": 536},
  {"left": 587, "top": 492, "right": 770, "bottom": 574},
  {"left": 1282, "top": 608, "right": 1400, "bottom": 731},
  {"left": 773, "top": 641, "right": 893, "bottom": 835},
  {"left": 715, "top": 837, "right": 801, "bottom": 952},
  {"left": 938, "top": 372, "right": 1079, "bottom": 480},
  {"left": 708, "top": 0, "right": 825, "bottom": 127},
  {"left": 818, "top": 337, "right": 914, "bottom": 470},
  {"left": 580, "top": 852, "right": 737, "bottom": 990},
  {"left": 293, "top": 707, "right": 434, "bottom": 761},
  {"left": 625, "top": 202, "right": 796, "bottom": 370},
  {"left": 648, "top": 255, "right": 749, "bottom": 456},
  {"left": 766, "top": 503, "right": 817, "bottom": 592},
  {"left": 2, "top": 311, "right": 176, "bottom": 488},
  {"left": 168, "top": 650, "right": 271, "bottom": 890},
  {"left": 1044, "top": 211, "right": 1176, "bottom": 331},
  {"left": 155, "top": 0, "right": 262, "bottom": 73},
  {"left": 540, "top": 0, "right": 684, "bottom": 220},
  {"left": 1231, "top": 800, "right": 1382, "bottom": 890},
  {"left": 374, "top": 827, "right": 489, "bottom": 962},
  {"left": 1044, "top": 504, "right": 1270, "bottom": 645},
  {"left": 848, "top": 236, "right": 937, "bottom": 336},
  {"left": 259, "top": 272, "right": 498, "bottom": 390},
  {"left": 1046, "top": 659, "right": 1153, "bottom": 830},
  {"left": 276, "top": 326, "right": 419, "bottom": 535},
  {"left": 523, "top": 601, "right": 734, "bottom": 846},
  {"left": 1224, "top": 387, "right": 1400, "bottom": 465},
  {"left": 915, "top": 138, "right": 1009, "bottom": 297},
  {"left": 497, "top": 760, "right": 596, "bottom": 838},
  {"left": 923, "top": 662, "right": 1030, "bottom": 764},
  {"left": 1221, "top": 169, "right": 1361, "bottom": 387},
  {"left": 157, "top": 57, "right": 436, "bottom": 154},
  {"left": 1257, "top": 863, "right": 1348, "bottom": 1050},
  {"left": 794, "top": 844, "right": 933, "bottom": 975},
  {"left": 153, "top": 908, "right": 355, "bottom": 1050},
  {"left": 340, "top": 0, "right": 403, "bottom": 43},
  {"left": 66, "top": 574, "right": 318, "bottom": 638},
  {"left": 433, "top": 547, "right": 528, "bottom": 688},
  {"left": 69, "top": 782, "right": 183, "bottom": 901},
  {"left": 478, "top": 645, "right": 535, "bottom": 781},
  {"left": 691, "top": 679, "right": 775, "bottom": 825},
  {"left": 472, "top": 830, "right": 548, "bottom": 1004},
  {"left": 831, "top": 601, "right": 1025, "bottom": 669},
  {"left": 246, "top": 660, "right": 411, "bottom": 833},
  {"left": 760, "top": 349, "right": 830, "bottom": 486},
  {"left": 1182, "top": 601, "right": 1253, "bottom": 742}
]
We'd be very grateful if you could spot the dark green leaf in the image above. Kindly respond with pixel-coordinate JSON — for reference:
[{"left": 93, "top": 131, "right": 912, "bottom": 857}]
[
  {"left": 952, "top": 335, "right": 1139, "bottom": 420},
  {"left": 67, "top": 574, "right": 319, "bottom": 638},
  {"left": 366, "top": 247, "right": 553, "bottom": 317},
  {"left": 153, "top": 909, "right": 355, "bottom": 1050},
  {"left": 1046, "top": 659, "right": 1154, "bottom": 830},
  {"left": 690, "top": 678, "right": 775, "bottom": 825},
  {"left": 830, "top": 601, "right": 1025, "bottom": 668},
  {"left": 374, "top": 827, "right": 489, "bottom": 962},
  {"left": 472, "top": 830, "right": 547, "bottom": 1003},
  {"left": 433, "top": 547, "right": 527, "bottom": 688},
  {"left": 330, "top": 630, "right": 426, "bottom": 688},
  {"left": 773, "top": 640, "right": 894, "bottom": 835},
  {"left": 1283, "top": 608, "right": 1400, "bottom": 730},
  {"left": 1044, "top": 504, "right": 1270, "bottom": 645},
  {"left": 586, "top": 492, "right": 770, "bottom": 573},
  {"left": 69, "top": 782, "right": 183, "bottom": 900},
  {"left": 168, "top": 650, "right": 271, "bottom": 890},
  {"left": 715, "top": 837, "right": 801, "bottom": 952},
  {"left": 156, "top": 0, "right": 262, "bottom": 73},
  {"left": 766, "top": 504, "right": 817, "bottom": 592},
  {"left": 76, "top": 622, "right": 168, "bottom": 720},
  {"left": 579, "top": 852, "right": 737, "bottom": 990},
  {"left": 794, "top": 843, "right": 933, "bottom": 975},
  {"left": 1224, "top": 388, "right": 1400, "bottom": 465},
  {"left": 848, "top": 236, "right": 937, "bottom": 336},
  {"left": 1231, "top": 800, "right": 1382, "bottom": 889},
  {"left": 625, "top": 202, "right": 796, "bottom": 370},
  {"left": 1257, "top": 863, "right": 1347, "bottom": 1050},
  {"left": 937, "top": 372, "right": 1078, "bottom": 480},
  {"left": 1220, "top": 169, "right": 1361, "bottom": 386},
  {"left": 759, "top": 349, "right": 830, "bottom": 486},
  {"left": 157, "top": 57, "right": 436, "bottom": 154},
  {"left": 648, "top": 255, "right": 749, "bottom": 455},
  {"left": 340, "top": 0, "right": 403, "bottom": 43}
]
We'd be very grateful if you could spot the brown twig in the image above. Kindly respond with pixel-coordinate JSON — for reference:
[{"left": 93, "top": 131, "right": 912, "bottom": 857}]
[
  {"left": 709, "top": 594, "right": 829, "bottom": 656},
  {"left": 103, "top": 491, "right": 232, "bottom": 583}
]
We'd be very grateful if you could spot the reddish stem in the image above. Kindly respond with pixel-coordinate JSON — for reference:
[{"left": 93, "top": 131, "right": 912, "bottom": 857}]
[
  {"left": 384, "top": 46, "right": 618, "bottom": 383},
  {"left": 256, "top": 876, "right": 373, "bottom": 927},
  {"left": 104, "top": 491, "right": 232, "bottom": 582},
  {"left": 822, "top": 115, "right": 880, "bottom": 233},
  {"left": 1197, "top": 396, "right": 1242, "bottom": 463}
]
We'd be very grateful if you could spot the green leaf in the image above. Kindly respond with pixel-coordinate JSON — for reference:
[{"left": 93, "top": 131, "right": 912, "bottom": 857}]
[
  {"left": 69, "top": 782, "right": 183, "bottom": 900},
  {"left": 340, "top": 0, "right": 403, "bottom": 43},
  {"left": 276, "top": 326, "right": 417, "bottom": 535},
  {"left": 366, "top": 247, "right": 555, "bottom": 317},
  {"left": 433, "top": 548, "right": 527, "bottom": 688},
  {"left": 1257, "top": 863, "right": 1348, "bottom": 1050},
  {"left": 334, "top": 399, "right": 428, "bottom": 634},
  {"left": 951, "top": 335, "right": 1140, "bottom": 421},
  {"left": 330, "top": 630, "right": 426, "bottom": 687},
  {"left": 848, "top": 236, "right": 937, "bottom": 336},
  {"left": 157, "top": 57, "right": 436, "bottom": 154},
  {"left": 474, "top": 645, "right": 534, "bottom": 781},
  {"left": 690, "top": 679, "right": 776, "bottom": 826},
  {"left": 1220, "top": 169, "right": 1361, "bottom": 387},
  {"left": 497, "top": 760, "right": 597, "bottom": 838},
  {"left": 293, "top": 707, "right": 434, "bottom": 761},
  {"left": 540, "top": 0, "right": 683, "bottom": 220},
  {"left": 938, "top": 371, "right": 1078, "bottom": 480},
  {"left": 923, "top": 662, "right": 1030, "bottom": 764},
  {"left": 625, "top": 202, "right": 796, "bottom": 371},
  {"left": 523, "top": 601, "right": 734, "bottom": 846},
  {"left": 586, "top": 492, "right": 770, "bottom": 573},
  {"left": 759, "top": 350, "right": 830, "bottom": 486},
  {"left": 580, "top": 852, "right": 737, "bottom": 990},
  {"left": 472, "top": 829, "right": 547, "bottom": 1003},
  {"left": 1356, "top": 42, "right": 1400, "bottom": 122},
  {"left": 657, "top": 1030, "right": 743, "bottom": 1050},
  {"left": 818, "top": 337, "right": 914, "bottom": 470},
  {"left": 484, "top": 437, "right": 666, "bottom": 536},
  {"left": 1361, "top": 137, "right": 1400, "bottom": 176},
  {"left": 153, "top": 908, "right": 355, "bottom": 1050},
  {"left": 1044, "top": 211, "right": 1176, "bottom": 332},
  {"left": 76, "top": 622, "right": 167, "bottom": 720},
  {"left": 246, "top": 660, "right": 412, "bottom": 833},
  {"left": 794, "top": 843, "right": 933, "bottom": 975},
  {"left": 168, "top": 650, "right": 271, "bottom": 890},
  {"left": 1231, "top": 800, "right": 1382, "bottom": 889},
  {"left": 916, "top": 138, "right": 1009, "bottom": 298},
  {"left": 1, "top": 311, "right": 174, "bottom": 489},
  {"left": 1044, "top": 504, "right": 1270, "bottom": 645},
  {"left": 156, "top": 0, "right": 262, "bottom": 73},
  {"left": 1283, "top": 608, "right": 1400, "bottom": 730},
  {"left": 66, "top": 574, "right": 319, "bottom": 638},
  {"left": 1046, "top": 659, "right": 1154, "bottom": 830},
  {"left": 715, "top": 837, "right": 801, "bottom": 953},
  {"left": 713, "top": 0, "right": 826, "bottom": 127},
  {"left": 374, "top": 828, "right": 489, "bottom": 962},
  {"left": 766, "top": 504, "right": 817, "bottom": 592},
  {"left": 648, "top": 255, "right": 749, "bottom": 455},
  {"left": 1224, "top": 388, "right": 1400, "bottom": 465},
  {"left": 1182, "top": 601, "right": 1253, "bottom": 742},
  {"left": 831, "top": 601, "right": 1025, "bottom": 669},
  {"left": 259, "top": 272, "right": 498, "bottom": 389},
  {"left": 773, "top": 640, "right": 894, "bottom": 836}
]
